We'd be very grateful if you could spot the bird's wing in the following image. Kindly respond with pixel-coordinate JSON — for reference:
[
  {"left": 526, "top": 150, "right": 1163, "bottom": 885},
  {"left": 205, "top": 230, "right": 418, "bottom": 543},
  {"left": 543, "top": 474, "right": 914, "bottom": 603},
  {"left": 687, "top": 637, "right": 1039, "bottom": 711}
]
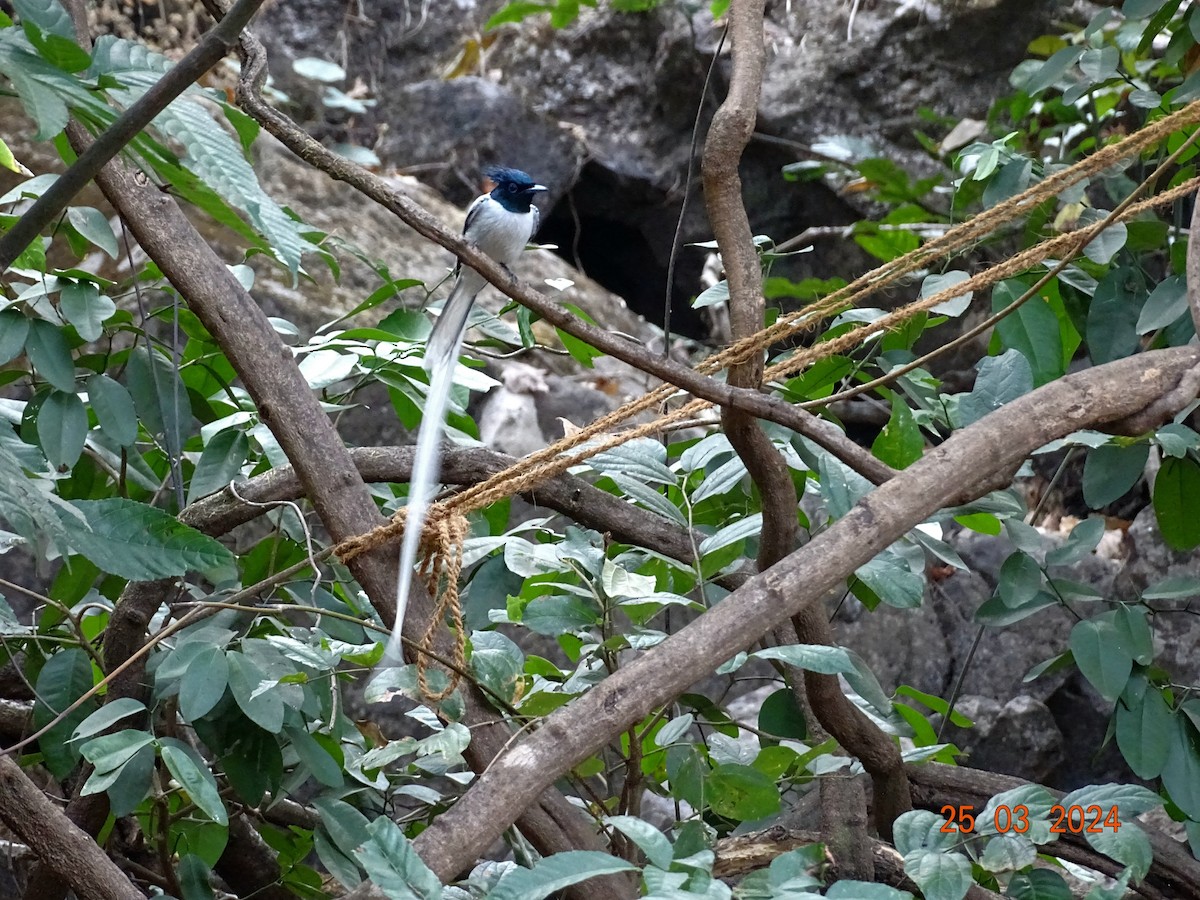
[
  {"left": 452, "top": 192, "right": 492, "bottom": 275},
  {"left": 462, "top": 192, "right": 492, "bottom": 236}
]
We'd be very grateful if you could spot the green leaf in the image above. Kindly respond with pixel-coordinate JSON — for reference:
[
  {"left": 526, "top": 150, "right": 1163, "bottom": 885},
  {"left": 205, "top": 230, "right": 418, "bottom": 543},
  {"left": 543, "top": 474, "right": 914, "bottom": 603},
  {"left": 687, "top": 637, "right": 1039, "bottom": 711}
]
[
  {"left": 854, "top": 549, "right": 924, "bottom": 609},
  {"left": 954, "top": 512, "right": 1001, "bottom": 534},
  {"left": 843, "top": 649, "right": 895, "bottom": 717},
  {"left": 80, "top": 729, "right": 156, "bottom": 774},
  {"left": 872, "top": 398, "right": 923, "bottom": 468},
  {"left": 126, "top": 344, "right": 189, "bottom": 459},
  {"left": 13, "top": 0, "right": 74, "bottom": 38},
  {"left": 178, "top": 854, "right": 215, "bottom": 900},
  {"left": 61, "top": 498, "right": 235, "bottom": 581},
  {"left": 707, "top": 763, "right": 781, "bottom": 821},
  {"left": 488, "top": 851, "right": 638, "bottom": 900},
  {"left": 957, "top": 349, "right": 1033, "bottom": 427},
  {"left": 65, "top": 207, "right": 118, "bottom": 258},
  {"left": 1112, "top": 605, "right": 1153, "bottom": 665},
  {"left": 1087, "top": 267, "right": 1143, "bottom": 365},
  {"left": 894, "top": 808, "right": 958, "bottom": 852},
  {"left": 1006, "top": 868, "right": 1072, "bottom": 900},
  {"left": 751, "top": 644, "right": 855, "bottom": 674},
  {"left": 521, "top": 596, "right": 598, "bottom": 635},
  {"left": 355, "top": 817, "right": 443, "bottom": 900},
  {"left": 90, "top": 37, "right": 310, "bottom": 276},
  {"left": 692, "top": 279, "right": 729, "bottom": 309},
  {"left": 1045, "top": 517, "right": 1105, "bottom": 566},
  {"left": 313, "top": 797, "right": 371, "bottom": 861},
  {"left": 1060, "top": 782, "right": 1162, "bottom": 818},
  {"left": 59, "top": 281, "right": 115, "bottom": 341},
  {"left": 0, "top": 434, "right": 78, "bottom": 553},
  {"left": 187, "top": 429, "right": 248, "bottom": 505},
  {"left": 1069, "top": 616, "right": 1132, "bottom": 703},
  {"left": 37, "top": 389, "right": 87, "bottom": 469},
  {"left": 997, "top": 551, "right": 1042, "bottom": 607},
  {"left": 757, "top": 688, "right": 807, "bottom": 740},
  {"left": 86, "top": 373, "right": 137, "bottom": 447},
  {"left": 80, "top": 732, "right": 156, "bottom": 803},
  {"left": 222, "top": 728, "right": 282, "bottom": 803},
  {"left": 103, "top": 743, "right": 155, "bottom": 816},
  {"left": 1142, "top": 575, "right": 1200, "bottom": 600},
  {"left": 33, "top": 647, "right": 98, "bottom": 778},
  {"left": 1022, "top": 46, "right": 1084, "bottom": 94},
  {"left": 1153, "top": 455, "right": 1200, "bottom": 550},
  {"left": 696, "top": 512, "right": 760, "bottom": 556},
  {"left": 1083, "top": 442, "right": 1149, "bottom": 508},
  {"left": 4, "top": 61, "right": 69, "bottom": 140},
  {"left": 316, "top": 828, "right": 362, "bottom": 890},
  {"left": 470, "top": 630, "right": 524, "bottom": 704},
  {"left": 486, "top": 2, "right": 554, "bottom": 29},
  {"left": 827, "top": 883, "right": 913, "bottom": 899},
  {"left": 921, "top": 270, "right": 973, "bottom": 317},
  {"left": 993, "top": 280, "right": 1064, "bottom": 385},
  {"left": 1085, "top": 822, "right": 1152, "bottom": 883},
  {"left": 285, "top": 725, "right": 343, "bottom": 788},
  {"left": 227, "top": 651, "right": 284, "bottom": 733},
  {"left": 902, "top": 847, "right": 972, "bottom": 900},
  {"left": 1082, "top": 219, "right": 1127, "bottom": 266},
  {"left": 1155, "top": 423, "right": 1200, "bottom": 459},
  {"left": 1163, "top": 717, "right": 1200, "bottom": 819},
  {"left": 25, "top": 319, "right": 75, "bottom": 391},
  {"left": 179, "top": 646, "right": 228, "bottom": 721},
  {"left": 978, "top": 832, "right": 1036, "bottom": 873},
  {"left": 71, "top": 697, "right": 145, "bottom": 741},
  {"left": 1137, "top": 275, "right": 1188, "bottom": 334},
  {"left": 0, "top": 310, "right": 30, "bottom": 364},
  {"left": 160, "top": 737, "right": 228, "bottom": 825},
  {"left": 976, "top": 590, "right": 1057, "bottom": 626},
  {"left": 555, "top": 303, "right": 602, "bottom": 368},
  {"left": 605, "top": 815, "right": 673, "bottom": 870},
  {"left": 975, "top": 784, "right": 1057, "bottom": 841}
]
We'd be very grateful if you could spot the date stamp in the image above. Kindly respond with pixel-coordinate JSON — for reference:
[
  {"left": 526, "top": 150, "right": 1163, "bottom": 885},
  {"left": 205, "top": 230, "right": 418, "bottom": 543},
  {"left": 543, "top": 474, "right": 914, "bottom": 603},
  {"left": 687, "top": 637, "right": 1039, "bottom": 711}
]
[{"left": 940, "top": 804, "right": 1122, "bottom": 835}]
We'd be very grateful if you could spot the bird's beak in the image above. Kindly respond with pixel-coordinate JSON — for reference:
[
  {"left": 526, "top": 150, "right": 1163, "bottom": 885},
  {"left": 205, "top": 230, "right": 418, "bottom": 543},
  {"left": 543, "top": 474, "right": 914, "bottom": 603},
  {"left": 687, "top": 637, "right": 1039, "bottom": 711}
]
[{"left": 529, "top": 184, "right": 548, "bottom": 194}]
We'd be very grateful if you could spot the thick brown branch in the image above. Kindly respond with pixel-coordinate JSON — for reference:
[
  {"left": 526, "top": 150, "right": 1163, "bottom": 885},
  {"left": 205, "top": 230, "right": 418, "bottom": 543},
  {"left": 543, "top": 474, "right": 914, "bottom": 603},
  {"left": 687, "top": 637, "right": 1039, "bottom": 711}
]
[
  {"left": 0, "top": 755, "right": 141, "bottom": 900},
  {"left": 183, "top": 445, "right": 750, "bottom": 592},
  {"left": 701, "top": 0, "right": 904, "bottom": 858},
  {"left": 360, "top": 347, "right": 1200, "bottom": 885}
]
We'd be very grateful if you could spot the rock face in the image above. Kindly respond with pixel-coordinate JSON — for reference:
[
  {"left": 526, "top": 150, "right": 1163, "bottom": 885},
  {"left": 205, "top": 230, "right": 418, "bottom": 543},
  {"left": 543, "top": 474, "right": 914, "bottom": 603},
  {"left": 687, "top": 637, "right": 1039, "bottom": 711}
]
[{"left": 253, "top": 0, "right": 1065, "bottom": 336}]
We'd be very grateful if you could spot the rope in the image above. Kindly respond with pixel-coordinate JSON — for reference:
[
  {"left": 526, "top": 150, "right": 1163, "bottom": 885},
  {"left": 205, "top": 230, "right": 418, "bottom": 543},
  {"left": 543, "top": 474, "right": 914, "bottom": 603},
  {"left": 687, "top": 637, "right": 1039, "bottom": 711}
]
[{"left": 335, "top": 102, "right": 1200, "bottom": 688}]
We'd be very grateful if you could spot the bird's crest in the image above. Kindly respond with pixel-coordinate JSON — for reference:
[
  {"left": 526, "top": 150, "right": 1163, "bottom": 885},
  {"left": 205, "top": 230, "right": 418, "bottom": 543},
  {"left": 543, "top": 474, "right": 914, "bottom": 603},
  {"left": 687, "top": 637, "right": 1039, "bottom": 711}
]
[{"left": 481, "top": 165, "right": 537, "bottom": 189}]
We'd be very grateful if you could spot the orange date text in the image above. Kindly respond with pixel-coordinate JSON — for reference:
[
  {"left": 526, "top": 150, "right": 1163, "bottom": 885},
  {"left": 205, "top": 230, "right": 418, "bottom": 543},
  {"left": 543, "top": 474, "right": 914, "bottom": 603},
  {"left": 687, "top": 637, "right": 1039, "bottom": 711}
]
[{"left": 939, "top": 804, "right": 1122, "bottom": 834}]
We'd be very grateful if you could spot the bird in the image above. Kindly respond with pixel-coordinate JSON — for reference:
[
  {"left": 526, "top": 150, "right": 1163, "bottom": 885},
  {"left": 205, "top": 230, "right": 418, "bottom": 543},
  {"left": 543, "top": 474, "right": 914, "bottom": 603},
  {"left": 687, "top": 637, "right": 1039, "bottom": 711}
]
[{"left": 388, "top": 166, "right": 547, "bottom": 661}]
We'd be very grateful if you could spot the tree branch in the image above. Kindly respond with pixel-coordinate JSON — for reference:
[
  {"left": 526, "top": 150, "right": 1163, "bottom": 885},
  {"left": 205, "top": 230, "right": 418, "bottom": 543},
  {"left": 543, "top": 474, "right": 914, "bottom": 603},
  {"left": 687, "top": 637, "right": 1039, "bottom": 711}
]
[
  {"left": 0, "top": 755, "right": 141, "bottom": 900},
  {"left": 1186, "top": 187, "right": 1200, "bottom": 337},
  {"left": 361, "top": 347, "right": 1200, "bottom": 884},
  {"left": 701, "top": 0, "right": 876, "bottom": 878}
]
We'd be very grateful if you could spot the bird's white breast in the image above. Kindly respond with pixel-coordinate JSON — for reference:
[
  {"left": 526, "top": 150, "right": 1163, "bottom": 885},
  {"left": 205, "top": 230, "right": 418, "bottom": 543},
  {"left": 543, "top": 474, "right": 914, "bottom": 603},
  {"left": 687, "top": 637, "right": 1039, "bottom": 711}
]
[{"left": 467, "top": 196, "right": 538, "bottom": 266}]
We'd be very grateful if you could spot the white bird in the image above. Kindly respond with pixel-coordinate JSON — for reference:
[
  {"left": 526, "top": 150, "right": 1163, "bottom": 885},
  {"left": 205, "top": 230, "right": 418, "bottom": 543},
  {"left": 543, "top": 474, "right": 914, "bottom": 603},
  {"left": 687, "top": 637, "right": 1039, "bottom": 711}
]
[{"left": 388, "top": 166, "right": 546, "bottom": 661}]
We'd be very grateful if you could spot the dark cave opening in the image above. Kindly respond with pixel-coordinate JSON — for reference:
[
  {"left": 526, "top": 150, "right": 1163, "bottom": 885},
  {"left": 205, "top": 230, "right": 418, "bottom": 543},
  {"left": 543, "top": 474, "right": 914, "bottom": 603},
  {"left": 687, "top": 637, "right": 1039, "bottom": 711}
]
[{"left": 537, "top": 170, "right": 711, "bottom": 342}]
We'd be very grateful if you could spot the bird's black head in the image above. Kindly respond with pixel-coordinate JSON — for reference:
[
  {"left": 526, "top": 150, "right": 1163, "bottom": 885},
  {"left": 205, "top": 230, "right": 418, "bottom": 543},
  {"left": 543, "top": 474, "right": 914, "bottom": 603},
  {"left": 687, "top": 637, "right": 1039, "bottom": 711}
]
[{"left": 483, "top": 165, "right": 547, "bottom": 213}]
